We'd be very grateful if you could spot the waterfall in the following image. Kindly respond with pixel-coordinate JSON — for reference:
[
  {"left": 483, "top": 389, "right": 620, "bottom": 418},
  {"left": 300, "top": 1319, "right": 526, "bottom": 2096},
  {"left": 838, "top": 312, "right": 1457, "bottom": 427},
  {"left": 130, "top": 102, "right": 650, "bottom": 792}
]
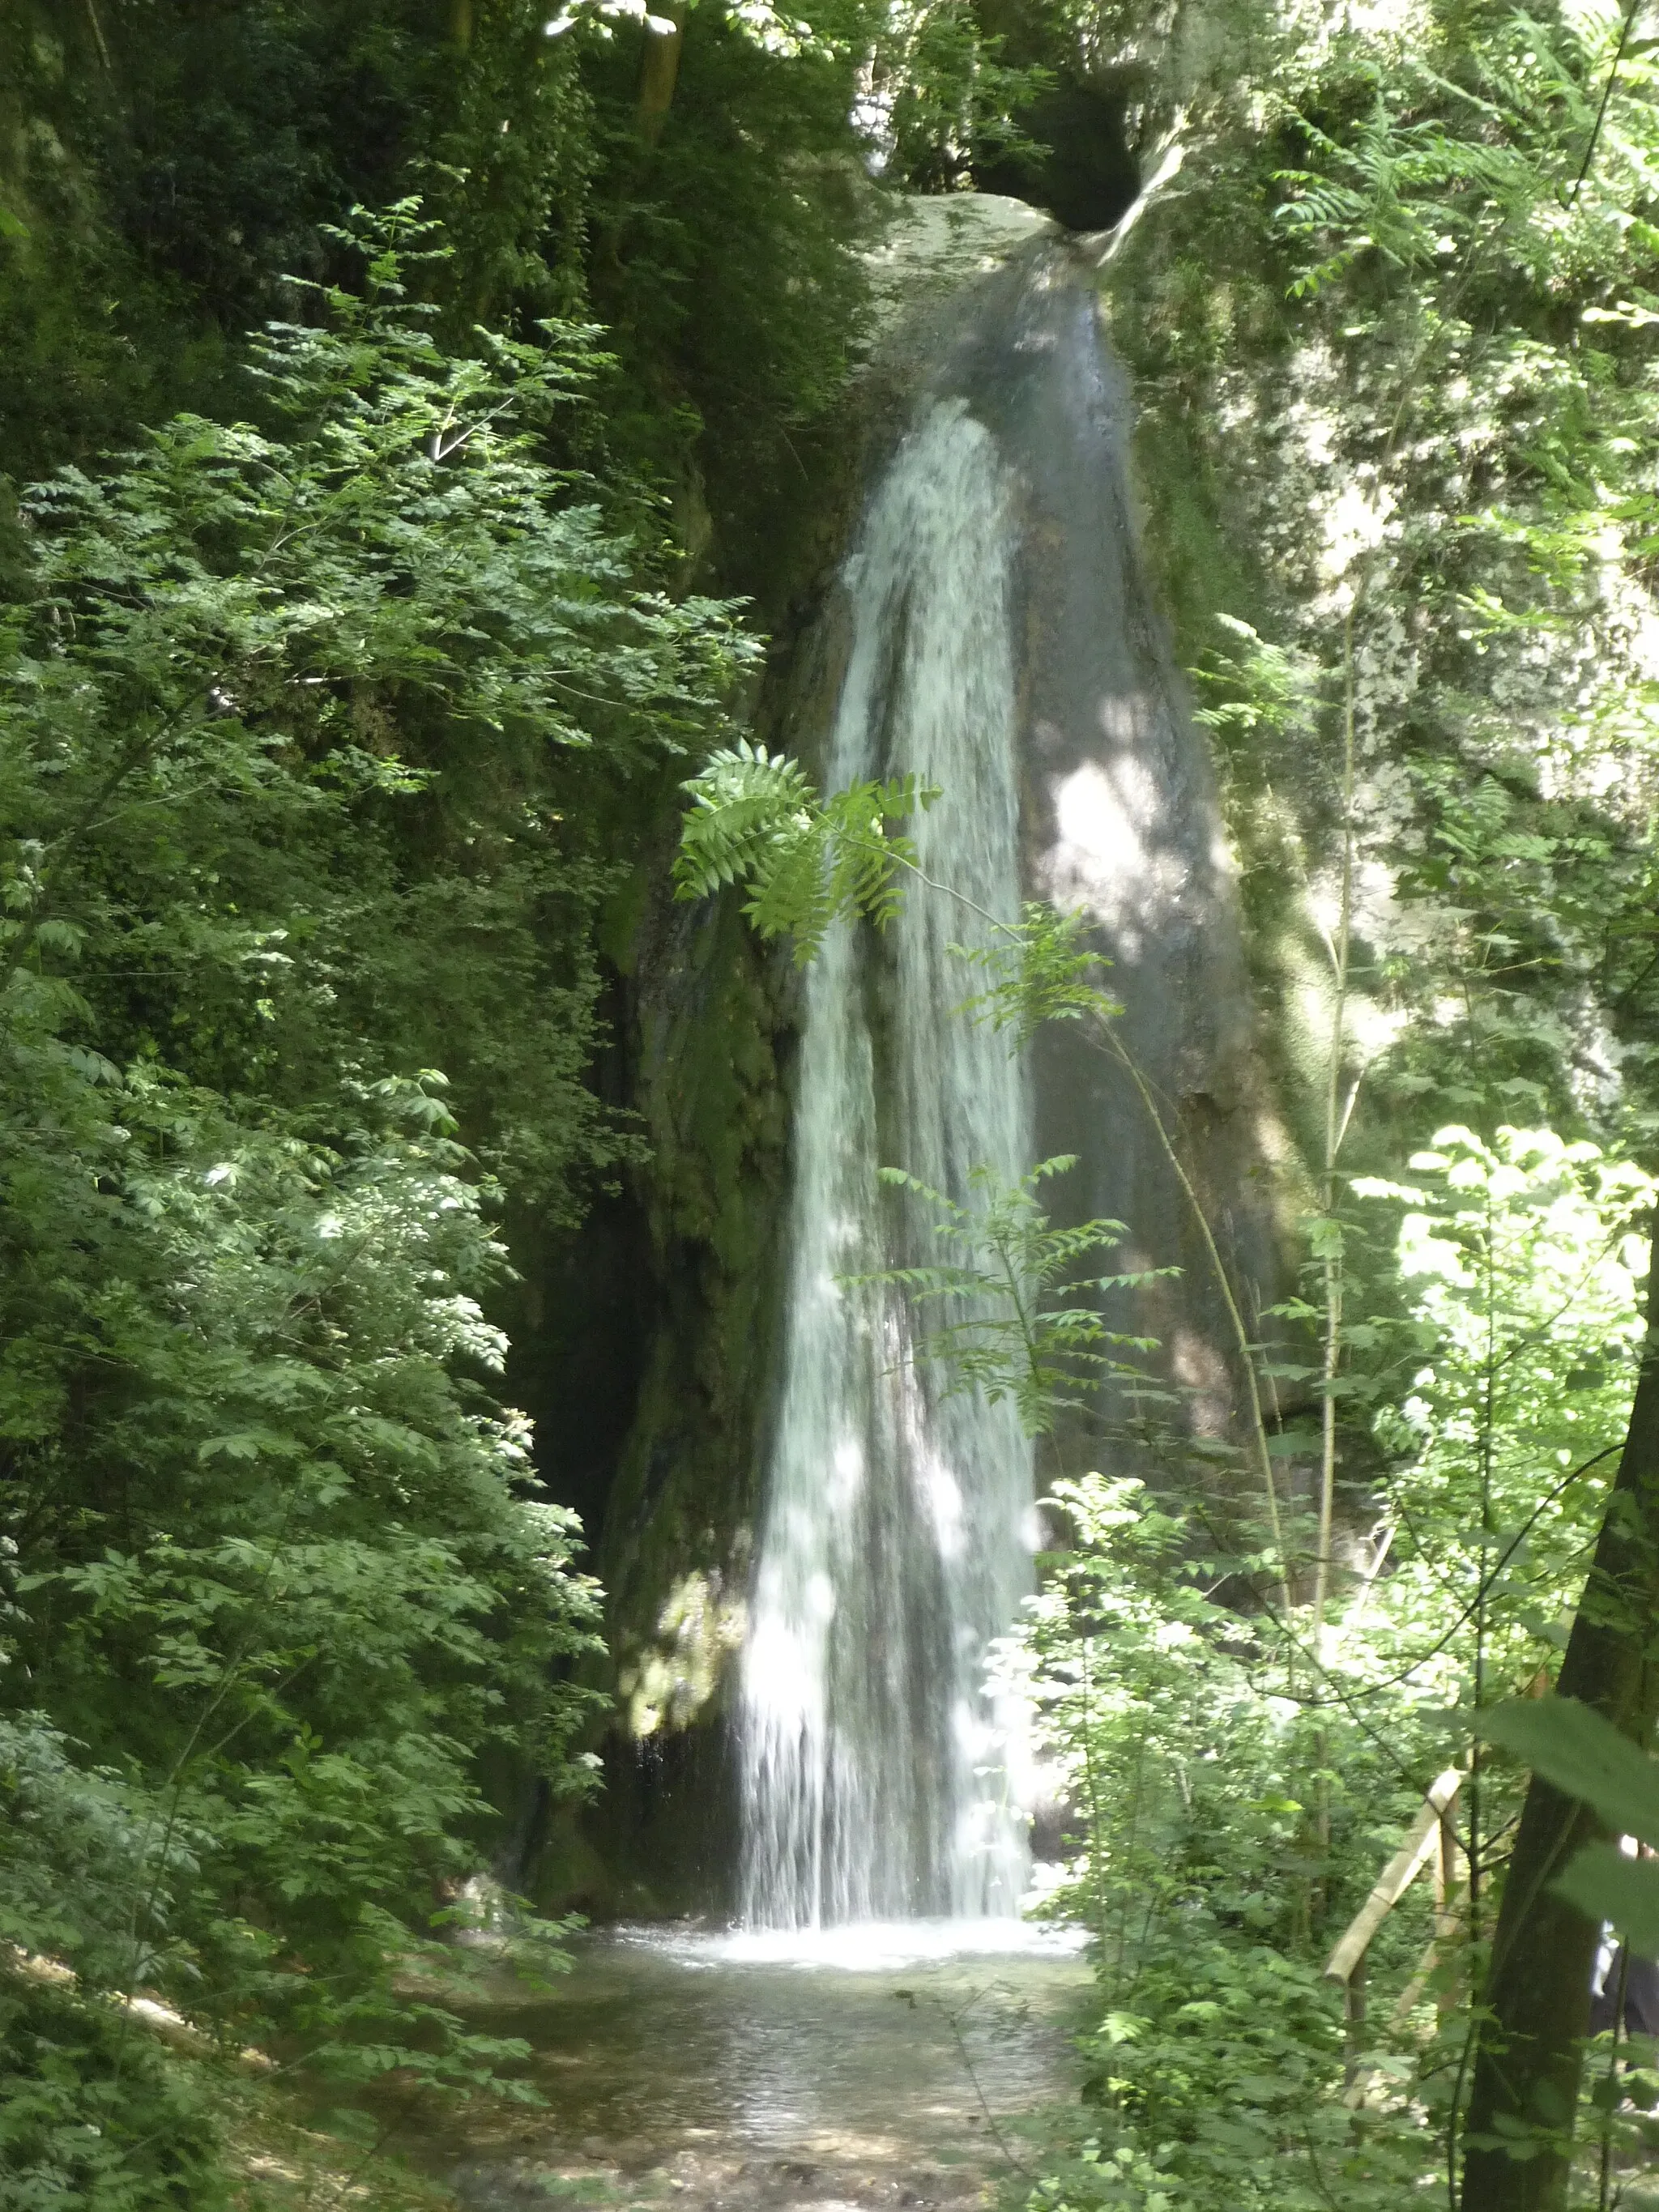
[{"left": 736, "top": 399, "right": 1036, "bottom": 1930}]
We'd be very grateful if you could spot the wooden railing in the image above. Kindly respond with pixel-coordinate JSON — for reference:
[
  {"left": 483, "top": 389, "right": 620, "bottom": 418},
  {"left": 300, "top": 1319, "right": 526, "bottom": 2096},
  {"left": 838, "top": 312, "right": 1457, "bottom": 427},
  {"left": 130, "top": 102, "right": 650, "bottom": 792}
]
[{"left": 1324, "top": 1767, "right": 1466, "bottom": 2100}]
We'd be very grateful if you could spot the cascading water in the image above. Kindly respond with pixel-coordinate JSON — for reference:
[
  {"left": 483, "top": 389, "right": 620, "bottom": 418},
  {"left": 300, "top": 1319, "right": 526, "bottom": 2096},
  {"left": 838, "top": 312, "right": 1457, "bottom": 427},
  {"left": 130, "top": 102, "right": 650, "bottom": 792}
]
[
  {"left": 712, "top": 233, "right": 1274, "bottom": 1933},
  {"left": 736, "top": 399, "right": 1037, "bottom": 1930}
]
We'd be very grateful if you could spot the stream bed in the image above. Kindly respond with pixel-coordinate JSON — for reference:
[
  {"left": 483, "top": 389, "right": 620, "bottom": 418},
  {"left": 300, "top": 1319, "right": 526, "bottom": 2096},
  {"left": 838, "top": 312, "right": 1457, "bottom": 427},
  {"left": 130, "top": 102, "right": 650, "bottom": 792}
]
[{"left": 435, "top": 1922, "right": 1092, "bottom": 2212}]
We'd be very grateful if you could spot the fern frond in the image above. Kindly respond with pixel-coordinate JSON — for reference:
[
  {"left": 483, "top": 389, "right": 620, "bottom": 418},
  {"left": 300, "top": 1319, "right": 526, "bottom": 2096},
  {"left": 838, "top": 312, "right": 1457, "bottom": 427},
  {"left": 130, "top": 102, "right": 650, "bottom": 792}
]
[
  {"left": 673, "top": 747, "right": 932, "bottom": 961},
  {"left": 857, "top": 1156, "right": 1167, "bottom": 1434},
  {"left": 674, "top": 740, "right": 818, "bottom": 904},
  {"left": 952, "top": 903, "right": 1120, "bottom": 1039}
]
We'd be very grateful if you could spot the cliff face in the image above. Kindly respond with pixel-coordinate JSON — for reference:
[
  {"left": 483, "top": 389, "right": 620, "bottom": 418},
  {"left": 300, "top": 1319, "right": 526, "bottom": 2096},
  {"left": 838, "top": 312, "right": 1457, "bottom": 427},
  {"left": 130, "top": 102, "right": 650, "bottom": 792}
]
[
  {"left": 530, "top": 176, "right": 1300, "bottom": 1914},
  {"left": 539, "top": 0, "right": 1659, "bottom": 1913},
  {"left": 524, "top": 199, "right": 1097, "bottom": 1912}
]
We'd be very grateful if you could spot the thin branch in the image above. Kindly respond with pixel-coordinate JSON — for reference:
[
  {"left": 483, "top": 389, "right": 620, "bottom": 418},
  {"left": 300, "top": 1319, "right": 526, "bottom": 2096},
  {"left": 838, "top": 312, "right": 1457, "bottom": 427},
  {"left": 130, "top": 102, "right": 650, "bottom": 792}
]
[{"left": 1570, "top": 0, "right": 1644, "bottom": 202}]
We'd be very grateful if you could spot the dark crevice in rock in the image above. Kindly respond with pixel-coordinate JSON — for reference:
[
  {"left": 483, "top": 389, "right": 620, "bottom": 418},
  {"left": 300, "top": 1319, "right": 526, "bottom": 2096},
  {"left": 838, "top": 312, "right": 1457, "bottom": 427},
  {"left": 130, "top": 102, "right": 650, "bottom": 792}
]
[{"left": 974, "top": 79, "right": 1141, "bottom": 233}]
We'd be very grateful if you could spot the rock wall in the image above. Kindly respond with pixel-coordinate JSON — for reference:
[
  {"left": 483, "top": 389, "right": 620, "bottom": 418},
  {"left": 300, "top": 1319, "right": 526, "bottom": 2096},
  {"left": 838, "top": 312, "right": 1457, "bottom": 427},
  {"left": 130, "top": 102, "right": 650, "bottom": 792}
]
[
  {"left": 526, "top": 200, "right": 1107, "bottom": 1913},
  {"left": 525, "top": 20, "right": 1332, "bottom": 1907}
]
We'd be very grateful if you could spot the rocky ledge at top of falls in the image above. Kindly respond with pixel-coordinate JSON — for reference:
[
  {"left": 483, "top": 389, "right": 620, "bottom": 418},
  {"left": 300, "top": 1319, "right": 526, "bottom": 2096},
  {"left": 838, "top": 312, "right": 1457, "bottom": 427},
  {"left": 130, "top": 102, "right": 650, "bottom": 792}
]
[{"left": 863, "top": 194, "right": 1057, "bottom": 339}]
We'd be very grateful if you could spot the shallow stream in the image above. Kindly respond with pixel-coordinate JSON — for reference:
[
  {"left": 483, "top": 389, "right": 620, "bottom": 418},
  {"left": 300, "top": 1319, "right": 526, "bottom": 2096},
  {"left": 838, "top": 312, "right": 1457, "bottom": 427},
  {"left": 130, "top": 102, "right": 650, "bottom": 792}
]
[{"left": 435, "top": 1923, "right": 1091, "bottom": 2212}]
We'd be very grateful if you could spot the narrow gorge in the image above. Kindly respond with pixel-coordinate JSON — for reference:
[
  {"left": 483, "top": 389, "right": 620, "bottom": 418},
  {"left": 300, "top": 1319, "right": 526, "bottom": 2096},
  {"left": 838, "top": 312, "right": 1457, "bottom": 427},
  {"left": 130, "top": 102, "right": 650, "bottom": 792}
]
[{"left": 585, "top": 216, "right": 1279, "bottom": 1928}]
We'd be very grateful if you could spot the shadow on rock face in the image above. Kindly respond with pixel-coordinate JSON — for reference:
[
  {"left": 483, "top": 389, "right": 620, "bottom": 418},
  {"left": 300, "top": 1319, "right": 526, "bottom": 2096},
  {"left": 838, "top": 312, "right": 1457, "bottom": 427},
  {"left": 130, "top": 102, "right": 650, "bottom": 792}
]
[{"left": 975, "top": 81, "right": 1140, "bottom": 234}]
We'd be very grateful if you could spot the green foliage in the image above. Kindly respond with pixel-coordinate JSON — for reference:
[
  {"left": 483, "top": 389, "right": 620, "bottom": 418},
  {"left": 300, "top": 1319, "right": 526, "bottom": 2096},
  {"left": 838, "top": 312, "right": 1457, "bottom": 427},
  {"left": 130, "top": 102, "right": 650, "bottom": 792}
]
[
  {"left": 1270, "top": 8, "right": 1659, "bottom": 304},
  {"left": 0, "top": 207, "right": 749, "bottom": 2200},
  {"left": 0, "top": 0, "right": 455, "bottom": 479},
  {"left": 875, "top": 1, "right": 1053, "bottom": 193},
  {"left": 1191, "top": 614, "right": 1322, "bottom": 748},
  {"left": 576, "top": 0, "right": 884, "bottom": 548},
  {"left": 1554, "top": 1843, "right": 1659, "bottom": 1959},
  {"left": 0, "top": 0, "right": 885, "bottom": 580},
  {"left": 1040, "top": 1943, "right": 1404, "bottom": 2212},
  {"left": 4, "top": 200, "right": 746, "bottom": 1199},
  {"left": 672, "top": 757, "right": 1131, "bottom": 1040},
  {"left": 1346, "top": 1127, "right": 1652, "bottom": 1698},
  {"left": 949, "top": 903, "right": 1124, "bottom": 1043},
  {"left": 1273, "top": 78, "right": 1558, "bottom": 300},
  {"left": 1081, "top": 36, "right": 1659, "bottom": 2199},
  {"left": 673, "top": 739, "right": 935, "bottom": 961},
  {"left": 861, "top": 1160, "right": 1162, "bottom": 1437},
  {"left": 0, "top": 1972, "right": 231, "bottom": 2212},
  {"left": 928, "top": 1, "right": 1659, "bottom": 2202},
  {"left": 1001, "top": 1122, "right": 1654, "bottom": 2210},
  {"left": 1479, "top": 1697, "right": 1659, "bottom": 1951},
  {"left": 1001, "top": 1473, "right": 1437, "bottom": 2212},
  {"left": 0, "top": 1054, "right": 595, "bottom": 2195},
  {"left": 1110, "top": 0, "right": 1659, "bottom": 1166}
]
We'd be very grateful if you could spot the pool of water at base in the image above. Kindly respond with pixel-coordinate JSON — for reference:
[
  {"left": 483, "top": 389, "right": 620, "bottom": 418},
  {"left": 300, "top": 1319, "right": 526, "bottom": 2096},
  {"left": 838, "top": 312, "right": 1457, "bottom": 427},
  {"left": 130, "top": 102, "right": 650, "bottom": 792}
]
[{"left": 426, "top": 1920, "right": 1094, "bottom": 2212}]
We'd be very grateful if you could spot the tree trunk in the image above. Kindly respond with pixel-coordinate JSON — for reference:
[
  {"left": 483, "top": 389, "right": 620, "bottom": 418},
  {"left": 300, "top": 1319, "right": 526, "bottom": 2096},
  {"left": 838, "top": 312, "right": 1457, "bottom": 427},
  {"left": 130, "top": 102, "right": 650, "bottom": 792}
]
[
  {"left": 1461, "top": 1312, "right": 1659, "bottom": 2211},
  {"left": 636, "top": 0, "right": 688, "bottom": 145}
]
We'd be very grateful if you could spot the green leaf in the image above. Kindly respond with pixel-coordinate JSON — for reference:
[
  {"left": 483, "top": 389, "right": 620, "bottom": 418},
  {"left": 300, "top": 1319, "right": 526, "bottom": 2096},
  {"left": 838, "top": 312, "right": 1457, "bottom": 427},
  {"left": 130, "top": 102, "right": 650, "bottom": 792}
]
[
  {"left": 673, "top": 743, "right": 936, "bottom": 962},
  {"left": 1553, "top": 1844, "right": 1659, "bottom": 1951},
  {"left": 1477, "top": 1697, "right": 1659, "bottom": 1843}
]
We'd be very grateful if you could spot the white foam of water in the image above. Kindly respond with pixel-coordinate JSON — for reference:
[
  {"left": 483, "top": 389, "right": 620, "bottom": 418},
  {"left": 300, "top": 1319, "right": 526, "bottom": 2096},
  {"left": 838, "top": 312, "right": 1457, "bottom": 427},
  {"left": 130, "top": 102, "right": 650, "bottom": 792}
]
[
  {"left": 625, "top": 1918, "right": 1086, "bottom": 1974},
  {"left": 736, "top": 402, "right": 1035, "bottom": 1931}
]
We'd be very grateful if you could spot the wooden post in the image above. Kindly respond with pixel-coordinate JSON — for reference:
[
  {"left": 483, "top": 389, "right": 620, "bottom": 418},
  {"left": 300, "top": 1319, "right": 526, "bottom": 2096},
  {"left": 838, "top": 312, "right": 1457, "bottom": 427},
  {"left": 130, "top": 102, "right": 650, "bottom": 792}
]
[
  {"left": 1325, "top": 1767, "right": 1464, "bottom": 2088},
  {"left": 1388, "top": 1805, "right": 1469, "bottom": 2029},
  {"left": 1435, "top": 1807, "right": 1463, "bottom": 2019},
  {"left": 1345, "top": 1950, "right": 1368, "bottom": 2086},
  {"left": 1324, "top": 1767, "right": 1463, "bottom": 1984}
]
